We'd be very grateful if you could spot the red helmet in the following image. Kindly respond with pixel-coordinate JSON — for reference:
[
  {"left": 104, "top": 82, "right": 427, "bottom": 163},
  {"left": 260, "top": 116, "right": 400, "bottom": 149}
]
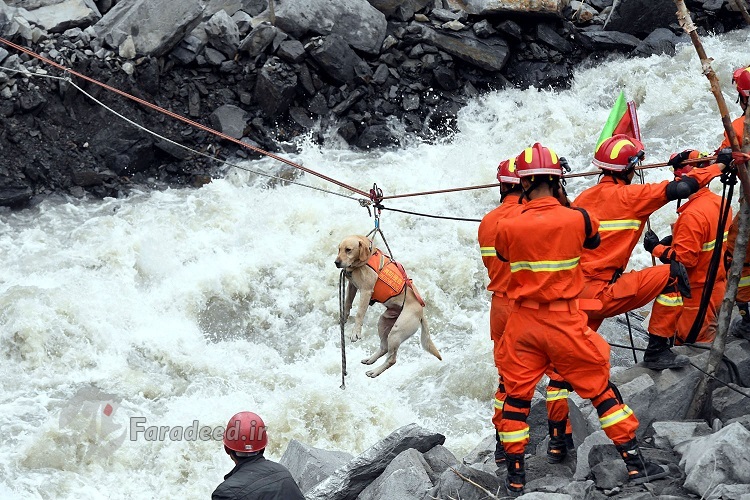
[
  {"left": 593, "top": 134, "right": 645, "bottom": 171},
  {"left": 515, "top": 143, "right": 562, "bottom": 178},
  {"left": 496, "top": 157, "right": 520, "bottom": 184},
  {"left": 733, "top": 66, "right": 750, "bottom": 97},
  {"left": 671, "top": 150, "right": 709, "bottom": 177},
  {"left": 223, "top": 411, "right": 268, "bottom": 453}
]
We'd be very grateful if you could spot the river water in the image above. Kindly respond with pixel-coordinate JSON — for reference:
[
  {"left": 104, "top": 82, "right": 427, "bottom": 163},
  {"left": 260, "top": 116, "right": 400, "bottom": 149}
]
[{"left": 1, "top": 27, "right": 748, "bottom": 499}]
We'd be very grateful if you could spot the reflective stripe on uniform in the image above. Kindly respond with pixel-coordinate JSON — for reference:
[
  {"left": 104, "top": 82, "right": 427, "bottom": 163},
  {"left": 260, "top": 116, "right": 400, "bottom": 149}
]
[
  {"left": 510, "top": 257, "right": 580, "bottom": 273},
  {"left": 702, "top": 231, "right": 729, "bottom": 251},
  {"left": 494, "top": 398, "right": 504, "bottom": 410},
  {"left": 740, "top": 275, "right": 750, "bottom": 288},
  {"left": 481, "top": 246, "right": 497, "bottom": 257},
  {"left": 656, "top": 294, "right": 683, "bottom": 307},
  {"left": 598, "top": 219, "right": 642, "bottom": 232},
  {"left": 499, "top": 427, "right": 530, "bottom": 443},
  {"left": 599, "top": 405, "right": 634, "bottom": 429},
  {"left": 546, "top": 387, "right": 570, "bottom": 402}
]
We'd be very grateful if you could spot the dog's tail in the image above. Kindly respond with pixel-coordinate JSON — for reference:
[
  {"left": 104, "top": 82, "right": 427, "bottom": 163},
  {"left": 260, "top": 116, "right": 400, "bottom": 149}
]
[{"left": 419, "top": 315, "right": 442, "bottom": 361}]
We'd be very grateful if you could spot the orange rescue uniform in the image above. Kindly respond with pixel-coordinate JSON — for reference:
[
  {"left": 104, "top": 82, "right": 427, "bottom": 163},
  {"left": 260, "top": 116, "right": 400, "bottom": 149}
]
[
  {"left": 574, "top": 166, "right": 723, "bottom": 330},
  {"left": 478, "top": 193, "right": 524, "bottom": 430},
  {"left": 648, "top": 188, "right": 731, "bottom": 343},
  {"left": 495, "top": 197, "right": 639, "bottom": 456}
]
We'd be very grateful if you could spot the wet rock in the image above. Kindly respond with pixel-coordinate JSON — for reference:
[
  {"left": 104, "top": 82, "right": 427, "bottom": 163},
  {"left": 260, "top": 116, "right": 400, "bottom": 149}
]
[
  {"left": 277, "top": 39, "right": 305, "bottom": 63},
  {"left": 238, "top": 22, "right": 277, "bottom": 57},
  {"left": 418, "top": 25, "right": 510, "bottom": 72},
  {"left": 254, "top": 57, "right": 298, "bottom": 119},
  {"left": 304, "top": 423, "right": 445, "bottom": 500},
  {"left": 580, "top": 30, "right": 642, "bottom": 51},
  {"left": 632, "top": 27, "right": 680, "bottom": 57},
  {"left": 358, "top": 448, "right": 434, "bottom": 500},
  {"left": 204, "top": 9, "right": 240, "bottom": 59},
  {"left": 95, "top": 0, "right": 205, "bottom": 57},
  {"left": 465, "top": 0, "right": 571, "bottom": 15},
  {"left": 208, "top": 104, "right": 247, "bottom": 139},
  {"left": 429, "top": 463, "right": 502, "bottom": 500},
  {"left": 307, "top": 34, "right": 366, "bottom": 84},
  {"left": 604, "top": 0, "right": 676, "bottom": 37},
  {"left": 272, "top": 0, "right": 387, "bottom": 55},
  {"left": 678, "top": 423, "right": 750, "bottom": 496},
  {"left": 280, "top": 439, "right": 354, "bottom": 493},
  {"left": 21, "top": 0, "right": 101, "bottom": 33}
]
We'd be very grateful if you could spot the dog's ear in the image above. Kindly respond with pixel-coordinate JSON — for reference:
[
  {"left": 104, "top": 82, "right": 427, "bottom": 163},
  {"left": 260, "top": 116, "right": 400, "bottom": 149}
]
[{"left": 357, "top": 237, "right": 370, "bottom": 263}]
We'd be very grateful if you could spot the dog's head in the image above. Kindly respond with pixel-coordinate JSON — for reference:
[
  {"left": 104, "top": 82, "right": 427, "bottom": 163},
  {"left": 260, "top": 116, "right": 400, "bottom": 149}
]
[{"left": 335, "top": 235, "right": 372, "bottom": 269}]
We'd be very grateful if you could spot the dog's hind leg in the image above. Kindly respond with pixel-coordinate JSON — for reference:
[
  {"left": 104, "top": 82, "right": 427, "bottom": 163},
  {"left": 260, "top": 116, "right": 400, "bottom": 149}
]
[
  {"left": 362, "top": 309, "right": 398, "bottom": 365},
  {"left": 365, "top": 312, "right": 420, "bottom": 378}
]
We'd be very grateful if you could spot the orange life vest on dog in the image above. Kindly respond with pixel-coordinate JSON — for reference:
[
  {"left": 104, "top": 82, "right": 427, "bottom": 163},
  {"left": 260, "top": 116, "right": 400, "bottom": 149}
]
[{"left": 366, "top": 249, "right": 425, "bottom": 307}]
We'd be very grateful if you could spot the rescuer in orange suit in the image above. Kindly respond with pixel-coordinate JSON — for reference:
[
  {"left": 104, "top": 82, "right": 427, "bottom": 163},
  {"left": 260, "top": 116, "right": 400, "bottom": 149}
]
[
  {"left": 722, "top": 65, "right": 750, "bottom": 338},
  {"left": 478, "top": 157, "right": 524, "bottom": 466},
  {"left": 574, "top": 134, "right": 727, "bottom": 370},
  {"left": 644, "top": 150, "right": 734, "bottom": 344},
  {"left": 495, "top": 143, "right": 667, "bottom": 497},
  {"left": 478, "top": 158, "right": 573, "bottom": 466}
]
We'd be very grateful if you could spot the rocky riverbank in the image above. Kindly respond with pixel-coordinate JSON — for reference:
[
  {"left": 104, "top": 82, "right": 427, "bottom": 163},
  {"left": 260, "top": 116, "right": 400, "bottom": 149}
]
[
  {"left": 279, "top": 334, "right": 750, "bottom": 499},
  {"left": 0, "top": 0, "right": 747, "bottom": 208}
]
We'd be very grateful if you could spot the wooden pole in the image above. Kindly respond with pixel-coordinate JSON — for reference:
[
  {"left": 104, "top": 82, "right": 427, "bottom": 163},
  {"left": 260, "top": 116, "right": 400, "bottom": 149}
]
[
  {"left": 673, "top": 0, "right": 750, "bottom": 207},
  {"left": 729, "top": 0, "right": 750, "bottom": 25},
  {"left": 687, "top": 102, "right": 750, "bottom": 419}
]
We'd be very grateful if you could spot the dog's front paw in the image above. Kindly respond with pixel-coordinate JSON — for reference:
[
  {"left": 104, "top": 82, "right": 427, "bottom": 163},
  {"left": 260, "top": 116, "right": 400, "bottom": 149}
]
[{"left": 349, "top": 328, "right": 362, "bottom": 343}]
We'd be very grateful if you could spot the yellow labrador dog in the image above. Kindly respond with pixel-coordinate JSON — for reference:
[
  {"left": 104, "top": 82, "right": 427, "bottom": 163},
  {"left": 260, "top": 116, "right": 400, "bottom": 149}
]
[{"left": 334, "top": 235, "right": 442, "bottom": 377}]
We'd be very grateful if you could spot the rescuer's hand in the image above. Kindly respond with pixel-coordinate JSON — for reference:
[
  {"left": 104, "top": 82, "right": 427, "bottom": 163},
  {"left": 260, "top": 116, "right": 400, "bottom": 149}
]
[{"left": 643, "top": 229, "right": 660, "bottom": 254}]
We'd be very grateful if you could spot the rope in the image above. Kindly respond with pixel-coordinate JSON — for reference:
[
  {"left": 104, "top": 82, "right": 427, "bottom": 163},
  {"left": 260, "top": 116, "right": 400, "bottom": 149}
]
[
  {"left": 338, "top": 270, "right": 348, "bottom": 390},
  {"left": 624, "top": 313, "right": 639, "bottom": 363},
  {"left": 0, "top": 37, "right": 371, "bottom": 198},
  {"left": 380, "top": 205, "right": 482, "bottom": 223}
]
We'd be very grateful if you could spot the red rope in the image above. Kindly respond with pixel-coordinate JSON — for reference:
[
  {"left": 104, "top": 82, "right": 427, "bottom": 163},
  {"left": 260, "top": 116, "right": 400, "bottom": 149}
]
[{"left": 0, "top": 36, "right": 371, "bottom": 198}]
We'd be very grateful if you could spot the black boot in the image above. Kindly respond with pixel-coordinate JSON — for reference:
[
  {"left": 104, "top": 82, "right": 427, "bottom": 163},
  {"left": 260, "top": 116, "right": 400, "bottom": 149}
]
[
  {"left": 547, "top": 419, "right": 568, "bottom": 463},
  {"left": 642, "top": 333, "right": 689, "bottom": 370},
  {"left": 616, "top": 439, "right": 669, "bottom": 484},
  {"left": 505, "top": 453, "right": 525, "bottom": 497},
  {"left": 494, "top": 431, "right": 506, "bottom": 465}
]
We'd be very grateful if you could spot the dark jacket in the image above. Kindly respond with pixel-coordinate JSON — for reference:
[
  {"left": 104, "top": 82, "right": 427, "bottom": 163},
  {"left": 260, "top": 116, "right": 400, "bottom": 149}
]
[{"left": 212, "top": 454, "right": 305, "bottom": 500}]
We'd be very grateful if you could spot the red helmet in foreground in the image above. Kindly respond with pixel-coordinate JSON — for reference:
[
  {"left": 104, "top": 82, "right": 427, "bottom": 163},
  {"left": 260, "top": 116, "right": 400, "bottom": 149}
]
[
  {"left": 497, "top": 157, "right": 520, "bottom": 184},
  {"left": 223, "top": 411, "right": 268, "bottom": 453},
  {"left": 733, "top": 66, "right": 750, "bottom": 97},
  {"left": 515, "top": 143, "right": 562, "bottom": 178},
  {"left": 593, "top": 134, "right": 645, "bottom": 171}
]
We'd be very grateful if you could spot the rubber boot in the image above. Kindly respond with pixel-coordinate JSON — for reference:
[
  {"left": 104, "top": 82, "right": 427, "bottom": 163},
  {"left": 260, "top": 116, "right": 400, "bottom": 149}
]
[
  {"left": 494, "top": 431, "right": 505, "bottom": 465},
  {"left": 565, "top": 433, "right": 575, "bottom": 451},
  {"left": 732, "top": 302, "right": 750, "bottom": 340},
  {"left": 642, "top": 333, "right": 689, "bottom": 370},
  {"left": 616, "top": 438, "right": 669, "bottom": 484},
  {"left": 547, "top": 419, "right": 568, "bottom": 463},
  {"left": 504, "top": 453, "right": 525, "bottom": 497}
]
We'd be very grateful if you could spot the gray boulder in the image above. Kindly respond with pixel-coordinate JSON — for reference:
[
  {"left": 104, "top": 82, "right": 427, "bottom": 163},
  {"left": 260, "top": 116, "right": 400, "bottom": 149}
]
[
  {"left": 422, "top": 445, "right": 458, "bottom": 477},
  {"left": 579, "top": 30, "right": 641, "bottom": 51},
  {"left": 208, "top": 104, "right": 247, "bottom": 139},
  {"left": 304, "top": 423, "right": 445, "bottom": 500},
  {"left": 279, "top": 439, "right": 353, "bottom": 493},
  {"left": 271, "top": 0, "right": 387, "bottom": 55},
  {"left": 418, "top": 25, "right": 509, "bottom": 72},
  {"left": 678, "top": 422, "right": 750, "bottom": 497},
  {"left": 19, "top": 0, "right": 101, "bottom": 33},
  {"left": 94, "top": 0, "right": 206, "bottom": 57},
  {"left": 238, "top": 22, "right": 277, "bottom": 57},
  {"left": 254, "top": 57, "right": 297, "bottom": 119},
  {"left": 357, "top": 448, "right": 434, "bottom": 500},
  {"left": 204, "top": 9, "right": 240, "bottom": 58},
  {"left": 307, "top": 34, "right": 367, "bottom": 84},
  {"left": 604, "top": 0, "right": 676, "bottom": 37},
  {"left": 632, "top": 27, "right": 680, "bottom": 57},
  {"left": 429, "top": 463, "right": 503, "bottom": 500}
]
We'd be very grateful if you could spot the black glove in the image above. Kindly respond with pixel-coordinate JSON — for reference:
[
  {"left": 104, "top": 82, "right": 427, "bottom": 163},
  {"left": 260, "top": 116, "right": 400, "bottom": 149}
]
[
  {"left": 670, "top": 260, "right": 691, "bottom": 298},
  {"left": 716, "top": 148, "right": 733, "bottom": 169},
  {"left": 659, "top": 235, "right": 672, "bottom": 247},
  {"left": 668, "top": 150, "right": 694, "bottom": 168},
  {"left": 643, "top": 229, "right": 660, "bottom": 254}
]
